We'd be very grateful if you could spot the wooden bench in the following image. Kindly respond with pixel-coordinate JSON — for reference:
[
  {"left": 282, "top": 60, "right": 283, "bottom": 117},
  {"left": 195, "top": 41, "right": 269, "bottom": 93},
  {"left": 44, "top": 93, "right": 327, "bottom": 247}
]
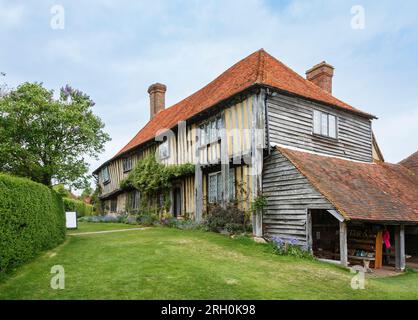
[{"left": 348, "top": 255, "right": 375, "bottom": 271}]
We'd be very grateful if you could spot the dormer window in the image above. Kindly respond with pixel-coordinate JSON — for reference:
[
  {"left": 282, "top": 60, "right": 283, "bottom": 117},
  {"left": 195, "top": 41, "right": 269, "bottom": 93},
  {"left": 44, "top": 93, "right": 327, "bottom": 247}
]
[
  {"left": 159, "top": 138, "right": 170, "bottom": 159},
  {"left": 102, "top": 166, "right": 110, "bottom": 184},
  {"left": 122, "top": 157, "right": 132, "bottom": 172},
  {"left": 313, "top": 110, "right": 337, "bottom": 139}
]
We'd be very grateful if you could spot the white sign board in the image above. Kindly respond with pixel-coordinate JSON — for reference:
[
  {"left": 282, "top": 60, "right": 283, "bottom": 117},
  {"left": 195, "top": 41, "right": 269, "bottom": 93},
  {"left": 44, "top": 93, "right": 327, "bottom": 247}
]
[{"left": 65, "top": 212, "right": 77, "bottom": 229}]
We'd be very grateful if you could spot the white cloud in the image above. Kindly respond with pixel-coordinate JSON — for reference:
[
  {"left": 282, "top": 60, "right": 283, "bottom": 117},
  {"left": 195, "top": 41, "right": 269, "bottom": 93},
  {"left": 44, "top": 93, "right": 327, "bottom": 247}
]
[
  {"left": 374, "top": 107, "right": 418, "bottom": 163},
  {"left": 4, "top": 0, "right": 418, "bottom": 188},
  {"left": 0, "top": 3, "right": 25, "bottom": 28},
  {"left": 45, "top": 38, "right": 85, "bottom": 64}
]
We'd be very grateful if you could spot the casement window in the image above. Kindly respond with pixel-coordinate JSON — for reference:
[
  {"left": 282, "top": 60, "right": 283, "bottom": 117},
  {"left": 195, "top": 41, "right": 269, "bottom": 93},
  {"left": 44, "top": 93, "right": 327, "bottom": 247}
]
[
  {"left": 110, "top": 199, "right": 117, "bottom": 212},
  {"left": 208, "top": 172, "right": 222, "bottom": 204},
  {"left": 229, "top": 168, "right": 235, "bottom": 201},
  {"left": 128, "top": 190, "right": 140, "bottom": 211},
  {"left": 159, "top": 138, "right": 170, "bottom": 159},
  {"left": 122, "top": 157, "right": 132, "bottom": 172},
  {"left": 200, "top": 116, "right": 223, "bottom": 147},
  {"left": 158, "top": 193, "right": 165, "bottom": 207},
  {"left": 102, "top": 166, "right": 110, "bottom": 184},
  {"left": 313, "top": 110, "right": 337, "bottom": 139},
  {"left": 208, "top": 169, "right": 235, "bottom": 203}
]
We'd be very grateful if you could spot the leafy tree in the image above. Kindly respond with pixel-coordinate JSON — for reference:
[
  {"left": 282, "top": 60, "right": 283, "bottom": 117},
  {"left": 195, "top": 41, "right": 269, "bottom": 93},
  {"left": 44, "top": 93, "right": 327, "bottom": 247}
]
[
  {"left": 53, "top": 184, "right": 72, "bottom": 198},
  {"left": 91, "top": 185, "right": 102, "bottom": 214},
  {"left": 0, "top": 82, "right": 110, "bottom": 188},
  {"left": 80, "top": 186, "right": 93, "bottom": 200},
  {"left": 0, "top": 72, "right": 8, "bottom": 97}
]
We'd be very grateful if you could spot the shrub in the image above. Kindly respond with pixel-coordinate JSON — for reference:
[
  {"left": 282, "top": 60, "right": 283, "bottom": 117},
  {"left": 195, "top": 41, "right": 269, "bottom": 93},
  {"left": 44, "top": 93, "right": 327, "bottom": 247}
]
[
  {"left": 137, "top": 212, "right": 159, "bottom": 226},
  {"left": 0, "top": 173, "right": 66, "bottom": 274},
  {"left": 78, "top": 215, "right": 121, "bottom": 223},
  {"left": 63, "top": 198, "right": 94, "bottom": 217},
  {"left": 176, "top": 220, "right": 201, "bottom": 230},
  {"left": 270, "top": 236, "right": 313, "bottom": 259},
  {"left": 205, "top": 205, "right": 250, "bottom": 234}
]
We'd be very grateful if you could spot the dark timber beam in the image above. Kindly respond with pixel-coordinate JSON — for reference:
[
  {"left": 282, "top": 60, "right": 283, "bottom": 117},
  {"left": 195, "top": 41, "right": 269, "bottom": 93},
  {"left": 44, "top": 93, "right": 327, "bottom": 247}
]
[
  {"left": 220, "top": 112, "right": 229, "bottom": 208},
  {"left": 251, "top": 91, "right": 265, "bottom": 237}
]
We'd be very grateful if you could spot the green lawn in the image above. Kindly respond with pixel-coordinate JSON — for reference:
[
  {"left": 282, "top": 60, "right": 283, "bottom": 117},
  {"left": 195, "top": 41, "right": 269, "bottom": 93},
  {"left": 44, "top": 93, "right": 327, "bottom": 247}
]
[{"left": 1, "top": 222, "right": 417, "bottom": 299}]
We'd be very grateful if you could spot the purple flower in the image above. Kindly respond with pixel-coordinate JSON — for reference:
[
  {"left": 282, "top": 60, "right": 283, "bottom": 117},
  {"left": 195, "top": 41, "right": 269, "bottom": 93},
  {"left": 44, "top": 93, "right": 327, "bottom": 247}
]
[{"left": 301, "top": 245, "right": 309, "bottom": 252}]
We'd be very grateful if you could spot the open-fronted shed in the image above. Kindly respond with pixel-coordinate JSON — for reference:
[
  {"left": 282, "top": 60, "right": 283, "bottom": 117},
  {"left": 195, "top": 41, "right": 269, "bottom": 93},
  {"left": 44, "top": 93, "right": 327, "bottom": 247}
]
[{"left": 263, "top": 146, "right": 418, "bottom": 271}]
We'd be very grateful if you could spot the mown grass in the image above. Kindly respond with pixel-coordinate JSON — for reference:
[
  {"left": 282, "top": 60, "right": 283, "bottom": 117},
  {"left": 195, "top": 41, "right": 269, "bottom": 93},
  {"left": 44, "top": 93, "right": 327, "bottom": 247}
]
[{"left": 0, "top": 223, "right": 417, "bottom": 300}]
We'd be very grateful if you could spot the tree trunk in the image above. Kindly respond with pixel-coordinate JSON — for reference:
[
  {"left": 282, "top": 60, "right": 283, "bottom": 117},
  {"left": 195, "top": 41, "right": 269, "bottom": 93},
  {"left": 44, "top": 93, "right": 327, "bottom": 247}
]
[{"left": 41, "top": 173, "right": 52, "bottom": 187}]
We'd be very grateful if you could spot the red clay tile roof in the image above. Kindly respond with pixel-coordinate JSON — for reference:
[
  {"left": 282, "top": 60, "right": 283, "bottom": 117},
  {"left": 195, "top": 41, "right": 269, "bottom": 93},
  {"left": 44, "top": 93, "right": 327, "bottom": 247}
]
[
  {"left": 277, "top": 146, "right": 418, "bottom": 223},
  {"left": 399, "top": 150, "right": 418, "bottom": 176},
  {"left": 114, "top": 49, "right": 373, "bottom": 159}
]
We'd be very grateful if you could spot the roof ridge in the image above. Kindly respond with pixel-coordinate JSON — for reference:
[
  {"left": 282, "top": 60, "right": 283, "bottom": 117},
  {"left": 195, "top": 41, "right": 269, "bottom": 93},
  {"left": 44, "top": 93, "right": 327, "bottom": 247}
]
[
  {"left": 266, "top": 52, "right": 342, "bottom": 99},
  {"left": 399, "top": 150, "right": 418, "bottom": 164},
  {"left": 151, "top": 50, "right": 262, "bottom": 115},
  {"left": 275, "top": 145, "right": 418, "bottom": 222},
  {"left": 95, "top": 49, "right": 375, "bottom": 172},
  {"left": 256, "top": 48, "right": 266, "bottom": 83}
]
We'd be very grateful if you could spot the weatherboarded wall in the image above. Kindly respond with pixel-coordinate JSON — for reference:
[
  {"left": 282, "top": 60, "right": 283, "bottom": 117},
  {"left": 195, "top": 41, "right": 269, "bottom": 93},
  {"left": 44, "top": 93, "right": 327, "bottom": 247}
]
[
  {"left": 262, "top": 149, "right": 334, "bottom": 244},
  {"left": 267, "top": 93, "right": 373, "bottom": 163}
]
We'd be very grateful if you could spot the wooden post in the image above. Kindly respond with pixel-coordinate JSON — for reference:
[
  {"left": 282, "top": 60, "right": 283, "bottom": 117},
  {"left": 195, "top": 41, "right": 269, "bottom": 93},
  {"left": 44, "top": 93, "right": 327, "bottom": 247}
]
[
  {"left": 220, "top": 113, "right": 229, "bottom": 209},
  {"left": 339, "top": 221, "right": 348, "bottom": 267},
  {"left": 194, "top": 127, "right": 203, "bottom": 223},
  {"left": 400, "top": 225, "right": 406, "bottom": 270},
  {"left": 251, "top": 91, "right": 265, "bottom": 238},
  {"left": 169, "top": 188, "right": 174, "bottom": 216},
  {"left": 306, "top": 210, "right": 313, "bottom": 253},
  {"left": 395, "top": 225, "right": 406, "bottom": 271},
  {"left": 195, "top": 165, "right": 203, "bottom": 223},
  {"left": 374, "top": 231, "right": 383, "bottom": 269}
]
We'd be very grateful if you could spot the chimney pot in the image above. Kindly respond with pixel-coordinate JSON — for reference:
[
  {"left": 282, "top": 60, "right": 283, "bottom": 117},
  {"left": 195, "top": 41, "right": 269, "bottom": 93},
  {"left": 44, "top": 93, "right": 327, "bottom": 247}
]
[
  {"left": 306, "top": 61, "right": 334, "bottom": 94},
  {"left": 148, "top": 83, "right": 167, "bottom": 119}
]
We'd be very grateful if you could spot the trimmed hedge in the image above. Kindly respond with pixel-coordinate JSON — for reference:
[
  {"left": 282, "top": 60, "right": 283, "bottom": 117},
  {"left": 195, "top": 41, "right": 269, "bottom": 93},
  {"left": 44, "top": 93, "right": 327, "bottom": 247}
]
[
  {"left": 63, "top": 198, "right": 94, "bottom": 217},
  {"left": 0, "top": 174, "right": 66, "bottom": 274}
]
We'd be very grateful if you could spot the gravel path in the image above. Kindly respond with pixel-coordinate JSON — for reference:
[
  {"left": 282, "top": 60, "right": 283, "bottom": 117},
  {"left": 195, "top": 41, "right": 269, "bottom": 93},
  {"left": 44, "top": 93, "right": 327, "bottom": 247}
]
[{"left": 68, "top": 228, "right": 148, "bottom": 236}]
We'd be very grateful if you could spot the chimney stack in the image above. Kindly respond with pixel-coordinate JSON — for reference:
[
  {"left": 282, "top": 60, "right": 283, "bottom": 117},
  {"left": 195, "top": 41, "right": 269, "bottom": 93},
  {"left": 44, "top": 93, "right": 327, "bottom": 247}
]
[
  {"left": 148, "top": 83, "right": 167, "bottom": 119},
  {"left": 306, "top": 61, "right": 334, "bottom": 94}
]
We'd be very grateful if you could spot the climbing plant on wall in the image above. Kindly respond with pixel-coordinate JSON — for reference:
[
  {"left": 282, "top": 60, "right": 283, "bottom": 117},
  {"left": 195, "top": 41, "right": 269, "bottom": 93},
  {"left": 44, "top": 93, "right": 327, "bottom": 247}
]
[{"left": 120, "top": 155, "right": 195, "bottom": 212}]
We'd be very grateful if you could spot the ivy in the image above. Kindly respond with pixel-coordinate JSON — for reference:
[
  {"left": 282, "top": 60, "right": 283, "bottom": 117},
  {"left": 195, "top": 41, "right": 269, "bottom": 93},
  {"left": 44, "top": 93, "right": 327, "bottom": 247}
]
[
  {"left": 120, "top": 155, "right": 195, "bottom": 198},
  {"left": 250, "top": 194, "right": 267, "bottom": 214}
]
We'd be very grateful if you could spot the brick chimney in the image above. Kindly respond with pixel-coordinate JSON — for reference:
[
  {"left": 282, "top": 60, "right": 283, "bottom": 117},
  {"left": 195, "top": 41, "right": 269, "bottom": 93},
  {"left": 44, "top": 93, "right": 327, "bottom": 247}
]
[
  {"left": 306, "top": 61, "right": 334, "bottom": 94},
  {"left": 148, "top": 83, "right": 167, "bottom": 119}
]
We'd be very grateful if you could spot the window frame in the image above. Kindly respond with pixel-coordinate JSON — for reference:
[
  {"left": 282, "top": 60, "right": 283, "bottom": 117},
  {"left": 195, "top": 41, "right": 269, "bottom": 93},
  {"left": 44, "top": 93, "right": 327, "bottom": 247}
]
[
  {"left": 128, "top": 190, "right": 140, "bottom": 211},
  {"left": 229, "top": 167, "right": 235, "bottom": 201},
  {"left": 208, "top": 171, "right": 222, "bottom": 204},
  {"left": 199, "top": 116, "right": 223, "bottom": 147},
  {"left": 158, "top": 138, "right": 170, "bottom": 160},
  {"left": 102, "top": 166, "right": 110, "bottom": 184},
  {"left": 110, "top": 199, "right": 117, "bottom": 212},
  {"left": 208, "top": 169, "right": 235, "bottom": 203},
  {"left": 122, "top": 157, "right": 132, "bottom": 173},
  {"left": 312, "top": 110, "right": 338, "bottom": 139}
]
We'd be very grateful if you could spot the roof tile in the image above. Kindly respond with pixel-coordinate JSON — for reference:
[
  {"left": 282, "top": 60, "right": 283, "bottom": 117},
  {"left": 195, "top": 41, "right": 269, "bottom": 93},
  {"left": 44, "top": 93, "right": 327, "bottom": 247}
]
[
  {"left": 277, "top": 147, "right": 418, "bottom": 223},
  {"left": 399, "top": 150, "right": 418, "bottom": 176},
  {"left": 114, "top": 49, "right": 373, "bottom": 159}
]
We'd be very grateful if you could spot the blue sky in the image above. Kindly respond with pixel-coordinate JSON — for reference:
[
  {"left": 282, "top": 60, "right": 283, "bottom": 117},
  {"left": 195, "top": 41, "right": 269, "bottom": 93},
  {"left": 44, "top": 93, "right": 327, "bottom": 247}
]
[{"left": 1, "top": 0, "right": 418, "bottom": 183}]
